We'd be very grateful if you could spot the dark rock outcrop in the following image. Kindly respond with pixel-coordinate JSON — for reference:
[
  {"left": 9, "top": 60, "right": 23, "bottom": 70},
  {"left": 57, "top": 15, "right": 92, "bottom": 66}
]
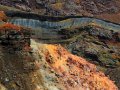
[
  {"left": 58, "top": 25, "right": 120, "bottom": 88},
  {"left": 0, "top": 23, "right": 31, "bottom": 51},
  {"left": 59, "top": 26, "right": 120, "bottom": 68},
  {"left": 106, "top": 67, "right": 120, "bottom": 89}
]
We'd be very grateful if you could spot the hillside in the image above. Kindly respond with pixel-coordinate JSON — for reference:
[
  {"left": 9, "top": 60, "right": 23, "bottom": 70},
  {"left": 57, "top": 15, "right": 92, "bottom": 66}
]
[
  {"left": 1, "top": 0, "right": 120, "bottom": 23},
  {"left": 0, "top": 0, "right": 120, "bottom": 90},
  {"left": 0, "top": 10, "right": 118, "bottom": 90}
]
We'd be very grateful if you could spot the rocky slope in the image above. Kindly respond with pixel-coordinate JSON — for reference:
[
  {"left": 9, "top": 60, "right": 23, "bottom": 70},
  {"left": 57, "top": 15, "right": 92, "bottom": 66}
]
[
  {"left": 1, "top": 0, "right": 120, "bottom": 14},
  {"left": 58, "top": 25, "right": 120, "bottom": 89},
  {"left": 1, "top": 0, "right": 120, "bottom": 23},
  {"left": 0, "top": 11, "right": 118, "bottom": 90},
  {"left": 59, "top": 25, "right": 120, "bottom": 67}
]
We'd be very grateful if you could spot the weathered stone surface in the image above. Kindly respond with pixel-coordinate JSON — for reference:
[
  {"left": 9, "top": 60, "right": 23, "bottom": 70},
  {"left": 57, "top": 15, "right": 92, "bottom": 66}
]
[
  {"left": 88, "top": 27, "right": 113, "bottom": 39},
  {"left": 0, "top": 12, "right": 118, "bottom": 90},
  {"left": 58, "top": 25, "right": 120, "bottom": 88},
  {"left": 0, "top": 23, "right": 31, "bottom": 51},
  {"left": 106, "top": 67, "right": 120, "bottom": 89},
  {"left": 0, "top": 11, "right": 7, "bottom": 21},
  {"left": 1, "top": 0, "right": 120, "bottom": 16},
  {"left": 59, "top": 26, "right": 120, "bottom": 68}
]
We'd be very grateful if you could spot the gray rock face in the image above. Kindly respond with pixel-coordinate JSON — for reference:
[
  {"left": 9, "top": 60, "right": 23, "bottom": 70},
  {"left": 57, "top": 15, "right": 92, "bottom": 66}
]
[
  {"left": 12, "top": 0, "right": 23, "bottom": 2},
  {"left": 89, "top": 27, "right": 113, "bottom": 39},
  {"left": 35, "top": 0, "right": 43, "bottom": 4},
  {"left": 15, "top": 4, "right": 31, "bottom": 11}
]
